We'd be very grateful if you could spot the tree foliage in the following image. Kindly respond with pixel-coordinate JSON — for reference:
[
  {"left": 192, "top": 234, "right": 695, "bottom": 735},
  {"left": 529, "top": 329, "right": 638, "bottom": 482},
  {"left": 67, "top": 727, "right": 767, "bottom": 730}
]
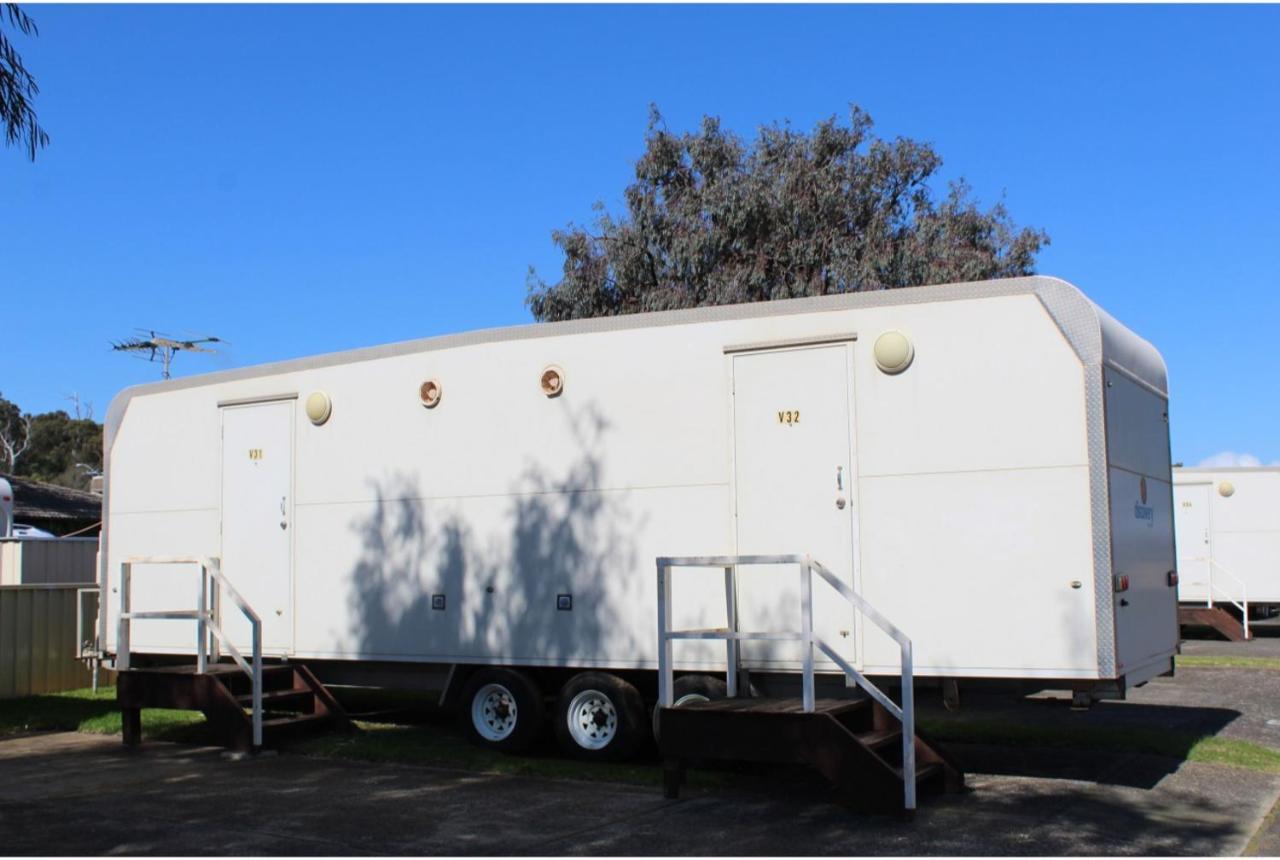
[
  {"left": 528, "top": 106, "right": 1048, "bottom": 322},
  {"left": 1, "top": 3, "right": 48, "bottom": 161},
  {"left": 0, "top": 393, "right": 101, "bottom": 490}
]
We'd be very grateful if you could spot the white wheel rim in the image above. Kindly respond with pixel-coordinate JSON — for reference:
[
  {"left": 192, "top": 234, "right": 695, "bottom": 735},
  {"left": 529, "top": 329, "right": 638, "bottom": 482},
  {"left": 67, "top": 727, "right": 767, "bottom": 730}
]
[
  {"left": 652, "top": 692, "right": 712, "bottom": 740},
  {"left": 567, "top": 689, "right": 618, "bottom": 750},
  {"left": 471, "top": 683, "right": 518, "bottom": 742},
  {"left": 674, "top": 693, "right": 710, "bottom": 707}
]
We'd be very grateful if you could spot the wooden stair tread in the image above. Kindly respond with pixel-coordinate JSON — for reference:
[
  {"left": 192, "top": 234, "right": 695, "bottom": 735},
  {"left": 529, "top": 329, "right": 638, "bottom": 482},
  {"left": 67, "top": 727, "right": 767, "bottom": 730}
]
[
  {"left": 262, "top": 712, "right": 328, "bottom": 729},
  {"left": 235, "top": 689, "right": 312, "bottom": 705},
  {"left": 896, "top": 762, "right": 942, "bottom": 782},
  {"left": 675, "top": 696, "right": 868, "bottom": 715},
  {"left": 855, "top": 729, "right": 902, "bottom": 750}
]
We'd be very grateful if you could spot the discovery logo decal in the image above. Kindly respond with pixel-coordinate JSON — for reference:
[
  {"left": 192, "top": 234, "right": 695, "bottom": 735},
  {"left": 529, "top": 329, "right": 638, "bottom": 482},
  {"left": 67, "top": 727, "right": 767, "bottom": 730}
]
[{"left": 1134, "top": 476, "right": 1154, "bottom": 526}]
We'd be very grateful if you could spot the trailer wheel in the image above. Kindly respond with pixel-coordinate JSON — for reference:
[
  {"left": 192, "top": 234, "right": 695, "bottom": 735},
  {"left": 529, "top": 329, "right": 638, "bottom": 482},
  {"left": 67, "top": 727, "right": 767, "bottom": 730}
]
[
  {"left": 555, "top": 672, "right": 644, "bottom": 761},
  {"left": 459, "top": 668, "right": 544, "bottom": 753},
  {"left": 651, "top": 674, "right": 729, "bottom": 741}
]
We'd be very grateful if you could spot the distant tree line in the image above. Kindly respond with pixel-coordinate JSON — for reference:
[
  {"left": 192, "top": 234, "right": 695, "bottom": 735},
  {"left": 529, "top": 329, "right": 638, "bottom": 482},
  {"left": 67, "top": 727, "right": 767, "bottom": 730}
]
[
  {"left": 528, "top": 105, "right": 1048, "bottom": 322},
  {"left": 0, "top": 392, "right": 101, "bottom": 491}
]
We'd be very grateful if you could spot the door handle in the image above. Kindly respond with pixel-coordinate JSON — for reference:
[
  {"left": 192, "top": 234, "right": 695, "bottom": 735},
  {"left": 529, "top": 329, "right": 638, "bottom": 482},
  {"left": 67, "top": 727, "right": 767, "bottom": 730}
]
[{"left": 836, "top": 466, "right": 844, "bottom": 491}]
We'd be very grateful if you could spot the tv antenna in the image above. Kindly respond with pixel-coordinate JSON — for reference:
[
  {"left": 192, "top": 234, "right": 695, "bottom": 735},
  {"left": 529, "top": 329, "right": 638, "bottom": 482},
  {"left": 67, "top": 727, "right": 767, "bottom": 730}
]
[{"left": 111, "top": 330, "right": 225, "bottom": 380}]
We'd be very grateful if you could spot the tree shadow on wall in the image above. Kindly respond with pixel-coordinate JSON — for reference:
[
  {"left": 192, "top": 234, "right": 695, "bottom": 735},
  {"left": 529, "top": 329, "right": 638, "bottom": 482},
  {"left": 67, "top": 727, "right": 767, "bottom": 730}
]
[{"left": 345, "top": 402, "right": 644, "bottom": 674}]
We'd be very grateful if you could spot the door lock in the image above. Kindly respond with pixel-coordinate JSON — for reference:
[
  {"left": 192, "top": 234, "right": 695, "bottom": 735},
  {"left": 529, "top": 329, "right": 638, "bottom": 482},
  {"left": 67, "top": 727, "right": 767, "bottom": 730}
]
[
  {"left": 280, "top": 521, "right": 288, "bottom": 530},
  {"left": 835, "top": 498, "right": 847, "bottom": 510}
]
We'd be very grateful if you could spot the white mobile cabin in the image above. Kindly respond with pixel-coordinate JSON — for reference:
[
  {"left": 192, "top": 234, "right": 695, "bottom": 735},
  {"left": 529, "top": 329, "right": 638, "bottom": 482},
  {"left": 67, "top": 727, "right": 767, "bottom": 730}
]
[
  {"left": 101, "top": 275, "right": 1178, "bottom": 756},
  {"left": 1174, "top": 467, "right": 1280, "bottom": 612}
]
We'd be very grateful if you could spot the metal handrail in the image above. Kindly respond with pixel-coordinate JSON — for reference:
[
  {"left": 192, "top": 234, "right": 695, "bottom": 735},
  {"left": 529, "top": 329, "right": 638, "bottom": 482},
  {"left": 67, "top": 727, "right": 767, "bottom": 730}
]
[
  {"left": 116, "top": 556, "right": 263, "bottom": 748},
  {"left": 656, "top": 553, "right": 917, "bottom": 812},
  {"left": 1179, "top": 554, "right": 1250, "bottom": 640}
]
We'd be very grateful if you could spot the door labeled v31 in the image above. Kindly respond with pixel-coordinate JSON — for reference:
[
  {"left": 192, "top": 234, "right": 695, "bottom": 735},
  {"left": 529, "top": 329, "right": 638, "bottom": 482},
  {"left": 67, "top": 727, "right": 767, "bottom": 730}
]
[
  {"left": 220, "top": 400, "right": 294, "bottom": 654},
  {"left": 732, "top": 343, "right": 859, "bottom": 667}
]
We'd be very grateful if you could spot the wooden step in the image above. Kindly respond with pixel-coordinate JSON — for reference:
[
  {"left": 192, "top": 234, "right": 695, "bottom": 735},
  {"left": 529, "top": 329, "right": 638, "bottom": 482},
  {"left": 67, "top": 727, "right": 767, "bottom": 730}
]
[
  {"left": 1179, "top": 606, "right": 1250, "bottom": 641},
  {"left": 235, "top": 689, "right": 315, "bottom": 711},
  {"left": 679, "top": 696, "right": 868, "bottom": 716},
  {"left": 118, "top": 662, "right": 353, "bottom": 753},
  {"left": 855, "top": 729, "right": 902, "bottom": 753},
  {"left": 896, "top": 762, "right": 942, "bottom": 783},
  {"left": 658, "top": 695, "right": 963, "bottom": 812}
]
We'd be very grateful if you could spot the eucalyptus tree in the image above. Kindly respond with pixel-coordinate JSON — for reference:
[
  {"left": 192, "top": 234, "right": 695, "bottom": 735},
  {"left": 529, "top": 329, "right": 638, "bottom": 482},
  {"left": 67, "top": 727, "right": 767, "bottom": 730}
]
[
  {"left": 528, "top": 106, "right": 1047, "bottom": 322},
  {"left": 1, "top": 3, "right": 47, "bottom": 161}
]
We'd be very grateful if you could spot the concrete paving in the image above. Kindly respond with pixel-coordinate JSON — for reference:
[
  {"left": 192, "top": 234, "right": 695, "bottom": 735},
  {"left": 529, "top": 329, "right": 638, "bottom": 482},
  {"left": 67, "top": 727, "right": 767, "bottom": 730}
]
[
  {"left": 0, "top": 731, "right": 1275, "bottom": 856},
  {"left": 3, "top": 635, "right": 1280, "bottom": 855}
]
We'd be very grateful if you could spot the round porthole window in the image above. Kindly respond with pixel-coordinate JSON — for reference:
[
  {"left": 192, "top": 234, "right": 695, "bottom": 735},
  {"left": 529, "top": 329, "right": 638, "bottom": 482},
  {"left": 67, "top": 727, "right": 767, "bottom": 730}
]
[
  {"left": 419, "top": 379, "right": 442, "bottom": 409},
  {"left": 305, "top": 391, "right": 332, "bottom": 425},
  {"left": 541, "top": 366, "right": 564, "bottom": 398},
  {"left": 873, "top": 330, "right": 914, "bottom": 375}
]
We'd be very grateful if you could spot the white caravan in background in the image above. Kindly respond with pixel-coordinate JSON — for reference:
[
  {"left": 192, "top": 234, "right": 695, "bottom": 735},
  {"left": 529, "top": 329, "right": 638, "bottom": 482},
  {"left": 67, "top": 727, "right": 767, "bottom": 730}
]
[{"left": 1174, "top": 466, "right": 1280, "bottom": 615}]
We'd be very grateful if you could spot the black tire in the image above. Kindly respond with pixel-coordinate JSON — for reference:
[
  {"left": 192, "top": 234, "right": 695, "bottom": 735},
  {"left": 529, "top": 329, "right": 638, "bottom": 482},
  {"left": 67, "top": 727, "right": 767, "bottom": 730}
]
[
  {"left": 554, "top": 672, "right": 645, "bottom": 762},
  {"left": 458, "top": 668, "right": 545, "bottom": 753},
  {"left": 651, "top": 674, "right": 730, "bottom": 741}
]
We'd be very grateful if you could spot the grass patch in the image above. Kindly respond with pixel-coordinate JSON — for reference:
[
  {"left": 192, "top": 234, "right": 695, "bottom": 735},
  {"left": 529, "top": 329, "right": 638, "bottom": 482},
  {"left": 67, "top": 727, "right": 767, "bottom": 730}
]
[
  {"left": 1178, "top": 655, "right": 1280, "bottom": 671},
  {"left": 0, "top": 687, "right": 206, "bottom": 742},
  {"left": 919, "top": 716, "right": 1280, "bottom": 774},
  {"left": 11, "top": 687, "right": 1280, "bottom": 782}
]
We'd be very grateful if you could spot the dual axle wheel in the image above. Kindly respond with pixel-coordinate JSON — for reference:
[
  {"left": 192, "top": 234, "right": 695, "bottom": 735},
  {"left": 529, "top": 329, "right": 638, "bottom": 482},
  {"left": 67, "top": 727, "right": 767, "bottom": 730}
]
[{"left": 460, "top": 668, "right": 709, "bottom": 760}]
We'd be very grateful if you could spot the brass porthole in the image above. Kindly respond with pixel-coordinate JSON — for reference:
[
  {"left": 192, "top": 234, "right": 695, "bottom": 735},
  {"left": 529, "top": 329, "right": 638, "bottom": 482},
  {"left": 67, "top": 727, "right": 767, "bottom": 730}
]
[
  {"left": 419, "top": 379, "right": 442, "bottom": 409},
  {"left": 540, "top": 365, "right": 564, "bottom": 398}
]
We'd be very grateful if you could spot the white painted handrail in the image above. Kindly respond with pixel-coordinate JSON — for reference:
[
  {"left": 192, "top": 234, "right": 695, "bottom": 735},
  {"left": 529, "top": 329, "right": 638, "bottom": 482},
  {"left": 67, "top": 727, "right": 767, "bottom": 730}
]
[
  {"left": 116, "top": 556, "right": 263, "bottom": 748},
  {"left": 656, "top": 553, "right": 917, "bottom": 812},
  {"left": 1180, "top": 554, "right": 1250, "bottom": 640}
]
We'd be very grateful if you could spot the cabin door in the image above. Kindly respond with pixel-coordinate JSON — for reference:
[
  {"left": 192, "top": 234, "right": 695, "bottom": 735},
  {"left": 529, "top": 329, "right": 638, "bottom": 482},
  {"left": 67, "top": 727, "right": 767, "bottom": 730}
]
[
  {"left": 731, "top": 343, "right": 859, "bottom": 668},
  {"left": 220, "top": 400, "right": 294, "bottom": 655},
  {"left": 1175, "top": 482, "right": 1213, "bottom": 603}
]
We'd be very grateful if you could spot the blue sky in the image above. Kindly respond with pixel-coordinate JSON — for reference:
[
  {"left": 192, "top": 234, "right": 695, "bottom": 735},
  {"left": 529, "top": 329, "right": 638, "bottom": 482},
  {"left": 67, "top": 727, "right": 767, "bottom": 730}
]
[{"left": 1, "top": 4, "right": 1277, "bottom": 466}]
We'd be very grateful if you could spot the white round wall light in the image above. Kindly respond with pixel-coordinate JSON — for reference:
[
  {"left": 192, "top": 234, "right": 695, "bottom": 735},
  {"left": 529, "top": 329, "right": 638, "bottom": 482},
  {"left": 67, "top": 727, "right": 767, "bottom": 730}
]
[
  {"left": 1219, "top": 480, "right": 1236, "bottom": 498},
  {"left": 541, "top": 365, "right": 565, "bottom": 398},
  {"left": 419, "top": 379, "right": 443, "bottom": 409},
  {"left": 873, "top": 330, "right": 915, "bottom": 375},
  {"left": 305, "top": 391, "right": 332, "bottom": 425}
]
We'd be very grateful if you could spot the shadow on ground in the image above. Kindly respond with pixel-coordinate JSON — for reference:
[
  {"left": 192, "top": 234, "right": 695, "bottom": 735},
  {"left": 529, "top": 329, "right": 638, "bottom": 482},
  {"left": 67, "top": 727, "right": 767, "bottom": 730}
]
[
  {"left": 0, "top": 731, "right": 1270, "bottom": 856},
  {"left": 914, "top": 689, "right": 1241, "bottom": 789}
]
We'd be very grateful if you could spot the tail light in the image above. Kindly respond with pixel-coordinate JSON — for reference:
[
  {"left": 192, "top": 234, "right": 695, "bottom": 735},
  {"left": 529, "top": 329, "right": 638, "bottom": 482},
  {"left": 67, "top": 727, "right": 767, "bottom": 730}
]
[
  {"left": 1167, "top": 570, "right": 1179, "bottom": 587},
  {"left": 1114, "top": 574, "right": 1130, "bottom": 593}
]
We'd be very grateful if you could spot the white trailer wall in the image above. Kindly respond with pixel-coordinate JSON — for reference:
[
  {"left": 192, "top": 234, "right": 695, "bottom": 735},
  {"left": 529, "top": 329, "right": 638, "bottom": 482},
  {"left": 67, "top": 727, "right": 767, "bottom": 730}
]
[
  {"left": 101, "top": 276, "right": 1175, "bottom": 684},
  {"left": 1174, "top": 467, "right": 1280, "bottom": 605}
]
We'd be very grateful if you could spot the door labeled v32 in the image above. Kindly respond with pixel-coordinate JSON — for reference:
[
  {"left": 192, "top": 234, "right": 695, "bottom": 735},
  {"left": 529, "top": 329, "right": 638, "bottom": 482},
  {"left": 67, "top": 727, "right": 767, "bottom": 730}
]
[
  {"left": 220, "top": 400, "right": 294, "bottom": 654},
  {"left": 732, "top": 344, "right": 859, "bottom": 667}
]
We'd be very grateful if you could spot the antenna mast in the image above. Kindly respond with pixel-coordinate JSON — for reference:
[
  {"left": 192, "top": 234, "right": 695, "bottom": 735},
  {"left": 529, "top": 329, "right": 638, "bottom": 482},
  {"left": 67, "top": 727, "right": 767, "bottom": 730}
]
[{"left": 111, "top": 331, "right": 224, "bottom": 379}]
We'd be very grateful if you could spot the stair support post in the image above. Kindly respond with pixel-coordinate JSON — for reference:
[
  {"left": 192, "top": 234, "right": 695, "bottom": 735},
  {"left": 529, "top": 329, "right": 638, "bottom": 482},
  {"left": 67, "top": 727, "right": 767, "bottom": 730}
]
[
  {"left": 800, "top": 557, "right": 815, "bottom": 714},
  {"left": 900, "top": 638, "right": 916, "bottom": 812},
  {"left": 251, "top": 622, "right": 263, "bottom": 749},
  {"left": 724, "top": 565, "right": 739, "bottom": 698},
  {"left": 196, "top": 563, "right": 208, "bottom": 675},
  {"left": 656, "top": 561, "right": 673, "bottom": 709},
  {"left": 116, "top": 562, "right": 132, "bottom": 671}
]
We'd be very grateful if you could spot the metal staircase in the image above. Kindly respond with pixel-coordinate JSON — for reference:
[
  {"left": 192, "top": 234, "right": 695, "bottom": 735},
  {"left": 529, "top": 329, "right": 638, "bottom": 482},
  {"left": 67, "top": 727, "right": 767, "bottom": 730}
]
[
  {"left": 1178, "top": 554, "right": 1251, "bottom": 641},
  {"left": 654, "top": 555, "right": 963, "bottom": 815},
  {"left": 114, "top": 556, "right": 351, "bottom": 752}
]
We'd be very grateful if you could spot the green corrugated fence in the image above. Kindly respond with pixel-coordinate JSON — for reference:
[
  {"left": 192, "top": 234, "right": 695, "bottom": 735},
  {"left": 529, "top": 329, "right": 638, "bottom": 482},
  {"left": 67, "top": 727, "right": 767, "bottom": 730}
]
[{"left": 0, "top": 585, "right": 98, "bottom": 698}]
